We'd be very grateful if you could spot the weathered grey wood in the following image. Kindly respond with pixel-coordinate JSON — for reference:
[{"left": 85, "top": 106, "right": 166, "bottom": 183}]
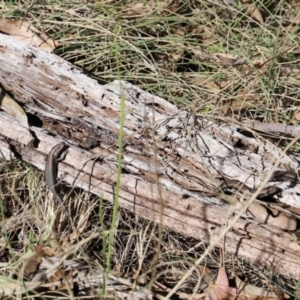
[{"left": 0, "top": 33, "right": 300, "bottom": 279}]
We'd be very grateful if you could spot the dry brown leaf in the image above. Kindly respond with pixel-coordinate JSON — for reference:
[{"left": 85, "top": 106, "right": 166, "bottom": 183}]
[
  {"left": 223, "top": 90, "right": 258, "bottom": 113},
  {"left": 198, "top": 265, "right": 212, "bottom": 277},
  {"left": 42, "top": 245, "right": 59, "bottom": 256},
  {"left": 292, "top": 111, "right": 300, "bottom": 121},
  {"left": 206, "top": 265, "right": 238, "bottom": 300},
  {"left": 23, "top": 244, "right": 45, "bottom": 278},
  {"left": 195, "top": 79, "right": 221, "bottom": 94},
  {"left": 0, "top": 86, "right": 29, "bottom": 128},
  {"left": 235, "top": 90, "right": 258, "bottom": 101},
  {"left": 221, "top": 99, "right": 255, "bottom": 114},
  {"left": 118, "top": 1, "right": 175, "bottom": 18},
  {"left": 202, "top": 26, "right": 215, "bottom": 40},
  {"left": 289, "top": 13, "right": 300, "bottom": 25},
  {"left": 214, "top": 53, "right": 246, "bottom": 65},
  {"left": 221, "top": 89, "right": 261, "bottom": 114},
  {"left": 204, "top": 81, "right": 221, "bottom": 94},
  {"left": 270, "top": 286, "right": 290, "bottom": 300},
  {"left": 49, "top": 270, "right": 65, "bottom": 283},
  {"left": 219, "top": 80, "right": 229, "bottom": 89},
  {"left": 207, "top": 264, "right": 282, "bottom": 300},
  {"left": 49, "top": 268, "right": 74, "bottom": 290},
  {"left": 169, "top": 49, "right": 184, "bottom": 63},
  {"left": 243, "top": 3, "right": 264, "bottom": 24},
  {"left": 119, "top": 2, "right": 156, "bottom": 17},
  {"left": 235, "top": 276, "right": 280, "bottom": 300},
  {"left": 260, "top": 279, "right": 290, "bottom": 300},
  {"left": 0, "top": 278, "right": 41, "bottom": 295},
  {"left": 0, "top": 19, "right": 59, "bottom": 51},
  {"left": 198, "top": 264, "right": 214, "bottom": 285},
  {"left": 223, "top": 0, "right": 237, "bottom": 6},
  {"left": 0, "top": 238, "right": 8, "bottom": 247}
]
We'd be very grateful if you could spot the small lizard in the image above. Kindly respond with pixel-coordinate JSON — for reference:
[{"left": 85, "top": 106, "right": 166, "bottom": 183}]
[
  {"left": 45, "top": 142, "right": 71, "bottom": 226},
  {"left": 191, "top": 174, "right": 288, "bottom": 201},
  {"left": 216, "top": 179, "right": 282, "bottom": 199},
  {"left": 270, "top": 170, "right": 299, "bottom": 186},
  {"left": 203, "top": 170, "right": 300, "bottom": 199},
  {"left": 195, "top": 179, "right": 281, "bottom": 204}
]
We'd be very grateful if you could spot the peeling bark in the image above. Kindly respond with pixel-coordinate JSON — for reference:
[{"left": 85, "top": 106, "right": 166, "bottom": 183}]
[{"left": 0, "top": 33, "right": 300, "bottom": 279}]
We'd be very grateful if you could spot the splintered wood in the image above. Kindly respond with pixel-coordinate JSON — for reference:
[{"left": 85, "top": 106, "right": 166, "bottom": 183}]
[{"left": 0, "top": 33, "right": 300, "bottom": 279}]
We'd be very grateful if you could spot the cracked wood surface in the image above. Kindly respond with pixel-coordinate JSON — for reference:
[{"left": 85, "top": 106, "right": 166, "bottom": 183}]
[{"left": 0, "top": 33, "right": 300, "bottom": 279}]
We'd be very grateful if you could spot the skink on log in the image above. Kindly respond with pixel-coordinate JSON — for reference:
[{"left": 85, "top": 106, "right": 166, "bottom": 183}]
[
  {"left": 45, "top": 142, "right": 71, "bottom": 226},
  {"left": 217, "top": 170, "right": 299, "bottom": 198},
  {"left": 215, "top": 179, "right": 282, "bottom": 199},
  {"left": 195, "top": 170, "right": 299, "bottom": 199}
]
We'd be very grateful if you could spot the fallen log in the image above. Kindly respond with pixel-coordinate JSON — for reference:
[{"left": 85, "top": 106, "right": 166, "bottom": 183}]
[{"left": 0, "top": 33, "right": 300, "bottom": 279}]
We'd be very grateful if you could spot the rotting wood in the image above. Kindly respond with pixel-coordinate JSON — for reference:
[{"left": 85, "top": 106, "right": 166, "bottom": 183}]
[{"left": 0, "top": 33, "right": 300, "bottom": 279}]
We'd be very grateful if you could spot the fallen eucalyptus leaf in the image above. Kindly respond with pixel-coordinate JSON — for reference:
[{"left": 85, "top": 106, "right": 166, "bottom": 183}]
[
  {"left": 0, "top": 276, "right": 41, "bottom": 295},
  {"left": 0, "top": 87, "right": 29, "bottom": 128},
  {"left": 0, "top": 19, "right": 59, "bottom": 51}
]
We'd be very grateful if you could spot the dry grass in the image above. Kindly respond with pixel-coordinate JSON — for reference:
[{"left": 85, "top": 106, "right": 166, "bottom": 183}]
[{"left": 0, "top": 0, "right": 300, "bottom": 299}]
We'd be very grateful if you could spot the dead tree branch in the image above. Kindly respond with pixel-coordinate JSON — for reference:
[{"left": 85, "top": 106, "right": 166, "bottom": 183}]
[{"left": 0, "top": 33, "right": 300, "bottom": 279}]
